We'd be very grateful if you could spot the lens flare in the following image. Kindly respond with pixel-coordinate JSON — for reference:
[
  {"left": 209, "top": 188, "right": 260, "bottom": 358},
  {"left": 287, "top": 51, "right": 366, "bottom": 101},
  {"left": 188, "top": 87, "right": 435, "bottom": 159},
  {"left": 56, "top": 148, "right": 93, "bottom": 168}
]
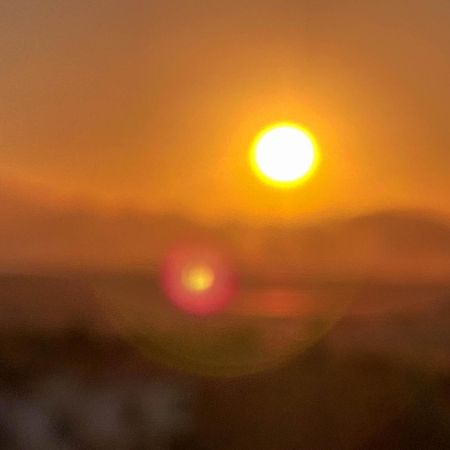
[
  {"left": 181, "top": 264, "right": 214, "bottom": 293},
  {"left": 160, "top": 245, "right": 235, "bottom": 316}
]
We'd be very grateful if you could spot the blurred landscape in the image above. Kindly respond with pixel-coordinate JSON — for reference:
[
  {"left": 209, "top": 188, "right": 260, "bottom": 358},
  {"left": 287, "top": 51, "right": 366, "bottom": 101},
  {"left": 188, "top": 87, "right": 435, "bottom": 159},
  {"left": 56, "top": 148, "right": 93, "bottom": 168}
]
[
  {"left": 1, "top": 1, "right": 450, "bottom": 448},
  {"left": 0, "top": 273, "right": 449, "bottom": 449},
  {"left": 1, "top": 181, "right": 449, "bottom": 281},
  {"left": 0, "top": 186, "right": 449, "bottom": 448}
]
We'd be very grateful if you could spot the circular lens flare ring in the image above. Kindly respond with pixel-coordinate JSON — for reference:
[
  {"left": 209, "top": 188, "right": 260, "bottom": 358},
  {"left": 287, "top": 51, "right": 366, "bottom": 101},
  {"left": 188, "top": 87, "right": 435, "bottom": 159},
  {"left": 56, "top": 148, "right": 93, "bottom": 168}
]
[
  {"left": 181, "top": 264, "right": 215, "bottom": 293},
  {"left": 160, "top": 245, "right": 236, "bottom": 316},
  {"left": 251, "top": 122, "right": 319, "bottom": 188}
]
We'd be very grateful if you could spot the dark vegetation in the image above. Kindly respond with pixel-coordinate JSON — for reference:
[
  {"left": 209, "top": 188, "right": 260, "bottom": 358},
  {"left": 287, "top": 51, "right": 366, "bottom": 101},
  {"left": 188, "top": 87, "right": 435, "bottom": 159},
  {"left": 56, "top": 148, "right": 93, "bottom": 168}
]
[
  {"left": 0, "top": 274, "right": 449, "bottom": 448},
  {"left": 0, "top": 326, "right": 448, "bottom": 449}
]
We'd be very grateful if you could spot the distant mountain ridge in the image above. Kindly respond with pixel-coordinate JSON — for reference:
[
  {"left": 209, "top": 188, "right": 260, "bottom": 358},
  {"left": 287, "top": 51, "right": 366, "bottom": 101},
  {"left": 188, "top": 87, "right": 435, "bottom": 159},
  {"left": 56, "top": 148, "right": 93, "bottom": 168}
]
[{"left": 0, "top": 185, "right": 449, "bottom": 281}]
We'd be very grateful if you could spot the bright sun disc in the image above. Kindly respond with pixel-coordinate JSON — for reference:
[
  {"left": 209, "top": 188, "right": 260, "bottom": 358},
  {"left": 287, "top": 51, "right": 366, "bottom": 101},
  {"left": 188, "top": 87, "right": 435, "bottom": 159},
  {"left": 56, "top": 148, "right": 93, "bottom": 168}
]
[{"left": 251, "top": 123, "right": 318, "bottom": 188}]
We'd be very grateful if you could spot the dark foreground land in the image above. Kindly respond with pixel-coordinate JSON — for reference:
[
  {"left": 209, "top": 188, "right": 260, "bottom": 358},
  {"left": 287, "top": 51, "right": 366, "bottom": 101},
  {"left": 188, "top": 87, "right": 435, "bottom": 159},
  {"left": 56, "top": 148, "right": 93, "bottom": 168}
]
[{"left": 0, "top": 274, "right": 449, "bottom": 449}]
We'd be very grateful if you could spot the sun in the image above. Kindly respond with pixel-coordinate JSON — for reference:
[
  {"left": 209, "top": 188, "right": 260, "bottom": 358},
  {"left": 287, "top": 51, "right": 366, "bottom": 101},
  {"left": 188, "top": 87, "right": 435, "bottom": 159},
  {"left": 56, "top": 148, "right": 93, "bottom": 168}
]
[{"left": 250, "top": 122, "right": 319, "bottom": 188}]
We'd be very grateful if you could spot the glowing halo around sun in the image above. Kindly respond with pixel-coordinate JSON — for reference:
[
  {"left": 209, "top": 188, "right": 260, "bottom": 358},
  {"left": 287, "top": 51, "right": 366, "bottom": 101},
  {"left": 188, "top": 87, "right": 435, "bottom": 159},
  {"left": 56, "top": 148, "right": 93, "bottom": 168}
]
[{"left": 250, "top": 122, "right": 319, "bottom": 188}]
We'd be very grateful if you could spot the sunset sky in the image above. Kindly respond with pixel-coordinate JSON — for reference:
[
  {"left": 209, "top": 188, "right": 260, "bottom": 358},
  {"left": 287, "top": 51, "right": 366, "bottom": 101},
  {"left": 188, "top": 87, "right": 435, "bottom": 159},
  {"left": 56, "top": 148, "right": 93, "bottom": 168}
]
[{"left": 1, "top": 1, "right": 449, "bottom": 224}]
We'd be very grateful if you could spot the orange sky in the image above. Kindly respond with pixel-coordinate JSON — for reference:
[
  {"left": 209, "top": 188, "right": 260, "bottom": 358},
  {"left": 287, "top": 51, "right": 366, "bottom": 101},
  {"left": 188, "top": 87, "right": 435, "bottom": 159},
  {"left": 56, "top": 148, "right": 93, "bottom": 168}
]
[{"left": 1, "top": 1, "right": 449, "bottom": 224}]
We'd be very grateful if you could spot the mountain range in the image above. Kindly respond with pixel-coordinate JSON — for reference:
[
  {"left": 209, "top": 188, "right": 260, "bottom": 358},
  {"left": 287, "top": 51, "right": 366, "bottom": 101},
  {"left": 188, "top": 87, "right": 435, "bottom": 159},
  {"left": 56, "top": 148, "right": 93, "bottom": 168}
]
[{"left": 0, "top": 181, "right": 449, "bottom": 281}]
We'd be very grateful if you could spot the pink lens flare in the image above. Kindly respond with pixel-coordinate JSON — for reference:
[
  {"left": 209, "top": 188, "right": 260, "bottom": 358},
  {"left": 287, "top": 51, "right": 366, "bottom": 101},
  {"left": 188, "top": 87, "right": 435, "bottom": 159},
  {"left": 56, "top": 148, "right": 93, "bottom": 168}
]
[{"left": 160, "top": 244, "right": 237, "bottom": 316}]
